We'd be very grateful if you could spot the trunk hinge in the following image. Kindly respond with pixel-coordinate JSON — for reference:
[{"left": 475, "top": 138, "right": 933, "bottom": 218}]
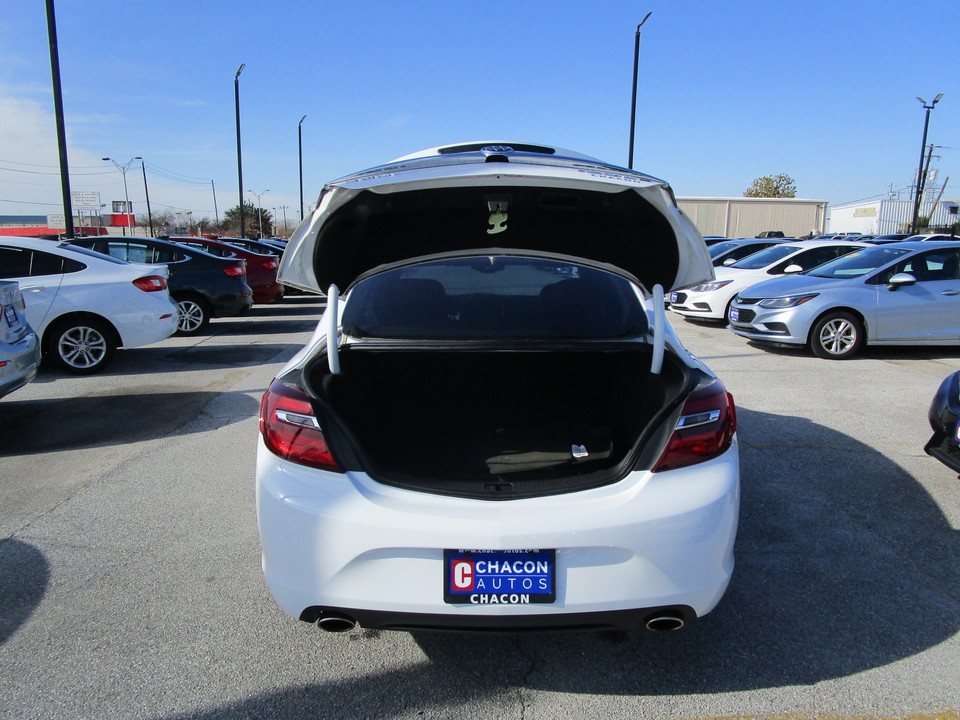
[
  {"left": 651, "top": 284, "right": 665, "bottom": 375},
  {"left": 325, "top": 284, "right": 341, "bottom": 374}
]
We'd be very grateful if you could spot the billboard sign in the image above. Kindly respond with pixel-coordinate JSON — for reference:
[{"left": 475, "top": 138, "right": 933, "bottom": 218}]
[
  {"left": 112, "top": 200, "right": 133, "bottom": 214},
  {"left": 72, "top": 191, "right": 101, "bottom": 210}
]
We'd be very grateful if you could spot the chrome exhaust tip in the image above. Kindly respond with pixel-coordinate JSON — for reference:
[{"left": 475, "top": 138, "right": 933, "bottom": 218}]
[
  {"left": 644, "top": 612, "right": 685, "bottom": 632},
  {"left": 316, "top": 613, "right": 358, "bottom": 633}
]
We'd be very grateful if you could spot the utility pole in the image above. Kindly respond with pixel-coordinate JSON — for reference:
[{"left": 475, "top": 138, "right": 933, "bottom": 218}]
[
  {"left": 45, "top": 0, "right": 75, "bottom": 238},
  {"left": 235, "top": 63, "right": 246, "bottom": 238},
  {"left": 141, "top": 160, "right": 154, "bottom": 237}
]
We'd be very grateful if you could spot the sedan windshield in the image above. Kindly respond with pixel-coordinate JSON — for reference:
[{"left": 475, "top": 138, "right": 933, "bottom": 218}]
[
  {"left": 729, "top": 245, "right": 798, "bottom": 270},
  {"left": 805, "top": 246, "right": 912, "bottom": 279},
  {"left": 342, "top": 256, "right": 646, "bottom": 340}
]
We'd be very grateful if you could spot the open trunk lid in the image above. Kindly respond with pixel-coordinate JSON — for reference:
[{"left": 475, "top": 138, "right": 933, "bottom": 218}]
[{"left": 279, "top": 142, "right": 713, "bottom": 294}]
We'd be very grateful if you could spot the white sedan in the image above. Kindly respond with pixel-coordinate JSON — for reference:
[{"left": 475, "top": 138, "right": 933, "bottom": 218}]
[
  {"left": 669, "top": 240, "right": 869, "bottom": 322},
  {"left": 256, "top": 142, "right": 740, "bottom": 633},
  {"left": 0, "top": 237, "right": 179, "bottom": 374}
]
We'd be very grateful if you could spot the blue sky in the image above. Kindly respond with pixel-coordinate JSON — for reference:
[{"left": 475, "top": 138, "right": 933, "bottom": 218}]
[{"left": 1, "top": 0, "right": 956, "bottom": 227}]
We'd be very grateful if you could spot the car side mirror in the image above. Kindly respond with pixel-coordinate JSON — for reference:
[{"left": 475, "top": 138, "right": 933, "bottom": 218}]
[
  {"left": 887, "top": 272, "right": 916, "bottom": 291},
  {"left": 722, "top": 257, "right": 737, "bottom": 266},
  {"left": 783, "top": 264, "right": 804, "bottom": 274}
]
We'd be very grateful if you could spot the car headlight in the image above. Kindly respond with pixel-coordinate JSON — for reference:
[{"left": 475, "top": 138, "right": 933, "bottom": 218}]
[
  {"left": 690, "top": 280, "right": 733, "bottom": 292},
  {"left": 757, "top": 293, "right": 819, "bottom": 308}
]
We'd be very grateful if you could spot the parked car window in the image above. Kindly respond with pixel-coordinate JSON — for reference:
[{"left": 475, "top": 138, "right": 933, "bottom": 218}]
[
  {"left": 0, "top": 247, "right": 85, "bottom": 278},
  {"left": 808, "top": 246, "right": 912, "bottom": 279},
  {"left": 770, "top": 246, "right": 848, "bottom": 274},
  {"left": 104, "top": 241, "right": 184, "bottom": 264},
  {"left": 729, "top": 245, "right": 797, "bottom": 270},
  {"left": 875, "top": 248, "right": 960, "bottom": 284},
  {"left": 342, "top": 257, "right": 647, "bottom": 340},
  {"left": 0, "top": 247, "right": 32, "bottom": 278}
]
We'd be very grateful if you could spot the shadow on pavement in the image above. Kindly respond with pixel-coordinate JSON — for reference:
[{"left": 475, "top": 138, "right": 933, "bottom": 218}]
[
  {"left": 145, "top": 407, "right": 959, "bottom": 717},
  {"left": 0, "top": 539, "right": 49, "bottom": 646},
  {"left": 0, "top": 390, "right": 259, "bottom": 456}
]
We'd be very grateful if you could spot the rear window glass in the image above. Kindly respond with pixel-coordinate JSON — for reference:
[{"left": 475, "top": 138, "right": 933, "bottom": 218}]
[{"left": 342, "top": 257, "right": 646, "bottom": 340}]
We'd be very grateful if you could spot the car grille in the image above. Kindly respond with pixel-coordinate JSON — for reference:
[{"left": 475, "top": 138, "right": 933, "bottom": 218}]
[
  {"left": 735, "top": 296, "right": 760, "bottom": 305},
  {"left": 672, "top": 292, "right": 688, "bottom": 304},
  {"left": 734, "top": 309, "right": 756, "bottom": 323}
]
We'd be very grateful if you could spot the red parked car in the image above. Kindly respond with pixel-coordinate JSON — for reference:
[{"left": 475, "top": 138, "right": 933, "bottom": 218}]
[{"left": 165, "top": 236, "right": 284, "bottom": 303}]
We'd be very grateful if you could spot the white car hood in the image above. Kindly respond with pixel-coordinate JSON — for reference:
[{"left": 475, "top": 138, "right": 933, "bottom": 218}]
[{"left": 279, "top": 143, "right": 713, "bottom": 294}]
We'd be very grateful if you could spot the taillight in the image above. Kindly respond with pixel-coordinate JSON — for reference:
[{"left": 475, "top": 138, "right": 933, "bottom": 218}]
[
  {"left": 132, "top": 275, "right": 168, "bottom": 292},
  {"left": 652, "top": 380, "right": 736, "bottom": 472},
  {"left": 223, "top": 263, "right": 246, "bottom": 277},
  {"left": 261, "top": 259, "right": 279, "bottom": 270},
  {"left": 260, "top": 379, "right": 342, "bottom": 472}
]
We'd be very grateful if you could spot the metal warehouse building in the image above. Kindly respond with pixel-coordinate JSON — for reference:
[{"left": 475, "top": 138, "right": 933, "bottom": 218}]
[
  {"left": 677, "top": 197, "right": 828, "bottom": 239},
  {"left": 827, "top": 198, "right": 960, "bottom": 235}
]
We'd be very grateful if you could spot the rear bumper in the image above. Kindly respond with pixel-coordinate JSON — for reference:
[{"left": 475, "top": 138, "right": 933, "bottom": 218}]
[
  {"left": 299, "top": 604, "right": 695, "bottom": 632},
  {"left": 0, "top": 331, "right": 40, "bottom": 398},
  {"left": 256, "top": 437, "right": 740, "bottom": 629}
]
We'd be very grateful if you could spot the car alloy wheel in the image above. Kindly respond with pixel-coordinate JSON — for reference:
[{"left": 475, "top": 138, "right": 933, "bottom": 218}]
[
  {"left": 176, "top": 297, "right": 210, "bottom": 335},
  {"left": 48, "top": 318, "right": 116, "bottom": 374},
  {"left": 810, "top": 311, "right": 863, "bottom": 360}
]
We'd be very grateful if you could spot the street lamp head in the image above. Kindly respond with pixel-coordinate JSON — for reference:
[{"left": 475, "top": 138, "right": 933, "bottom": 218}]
[
  {"left": 933, "top": 93, "right": 944, "bottom": 105},
  {"left": 299, "top": 114, "right": 307, "bottom": 126},
  {"left": 917, "top": 96, "right": 927, "bottom": 105},
  {"left": 236, "top": 63, "right": 245, "bottom": 78},
  {"left": 134, "top": 156, "right": 142, "bottom": 160},
  {"left": 102, "top": 157, "right": 110, "bottom": 161}
]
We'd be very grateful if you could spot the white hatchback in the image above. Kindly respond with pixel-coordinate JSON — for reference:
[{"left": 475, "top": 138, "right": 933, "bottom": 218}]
[
  {"left": 256, "top": 143, "right": 740, "bottom": 633},
  {"left": 0, "top": 237, "right": 179, "bottom": 374}
]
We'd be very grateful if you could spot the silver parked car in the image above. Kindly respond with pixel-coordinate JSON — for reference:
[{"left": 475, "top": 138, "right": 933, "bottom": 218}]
[
  {"left": 0, "top": 280, "right": 41, "bottom": 398},
  {"left": 728, "top": 241, "right": 960, "bottom": 359}
]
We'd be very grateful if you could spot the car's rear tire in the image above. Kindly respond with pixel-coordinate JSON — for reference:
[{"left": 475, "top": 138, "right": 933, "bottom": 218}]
[
  {"left": 45, "top": 317, "right": 116, "bottom": 374},
  {"left": 810, "top": 311, "right": 863, "bottom": 360},
  {"left": 175, "top": 295, "right": 211, "bottom": 335}
]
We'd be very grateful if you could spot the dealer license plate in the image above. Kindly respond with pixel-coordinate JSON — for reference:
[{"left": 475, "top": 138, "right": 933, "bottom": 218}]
[
  {"left": 729, "top": 307, "right": 740, "bottom": 322},
  {"left": 670, "top": 292, "right": 679, "bottom": 303},
  {"left": 444, "top": 549, "right": 555, "bottom": 605},
  {"left": 3, "top": 305, "right": 19, "bottom": 328}
]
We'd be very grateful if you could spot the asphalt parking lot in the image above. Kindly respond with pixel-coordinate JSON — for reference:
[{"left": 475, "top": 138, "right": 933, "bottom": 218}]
[{"left": 1, "top": 295, "right": 959, "bottom": 719}]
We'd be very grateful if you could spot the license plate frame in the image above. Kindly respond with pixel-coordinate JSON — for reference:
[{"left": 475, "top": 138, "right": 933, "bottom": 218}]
[
  {"left": 443, "top": 549, "right": 556, "bottom": 605},
  {"left": 729, "top": 307, "right": 740, "bottom": 322}
]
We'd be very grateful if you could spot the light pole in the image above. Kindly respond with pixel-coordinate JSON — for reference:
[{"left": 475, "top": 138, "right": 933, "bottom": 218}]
[
  {"left": 911, "top": 93, "right": 943, "bottom": 233},
  {"left": 628, "top": 12, "right": 652, "bottom": 170},
  {"left": 280, "top": 204, "right": 289, "bottom": 237},
  {"left": 298, "top": 114, "right": 307, "bottom": 221},
  {"left": 235, "top": 63, "right": 246, "bottom": 238},
  {"left": 103, "top": 156, "right": 141, "bottom": 236},
  {"left": 247, "top": 189, "right": 269, "bottom": 238},
  {"left": 140, "top": 159, "right": 154, "bottom": 237}
]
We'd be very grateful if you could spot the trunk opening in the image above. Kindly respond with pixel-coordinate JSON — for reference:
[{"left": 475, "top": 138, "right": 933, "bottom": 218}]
[{"left": 308, "top": 346, "right": 689, "bottom": 499}]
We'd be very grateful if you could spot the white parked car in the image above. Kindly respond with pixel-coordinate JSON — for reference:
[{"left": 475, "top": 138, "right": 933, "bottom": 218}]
[
  {"left": 669, "top": 240, "right": 869, "bottom": 322},
  {"left": 0, "top": 237, "right": 179, "bottom": 374},
  {"left": 256, "top": 142, "right": 740, "bottom": 633}
]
